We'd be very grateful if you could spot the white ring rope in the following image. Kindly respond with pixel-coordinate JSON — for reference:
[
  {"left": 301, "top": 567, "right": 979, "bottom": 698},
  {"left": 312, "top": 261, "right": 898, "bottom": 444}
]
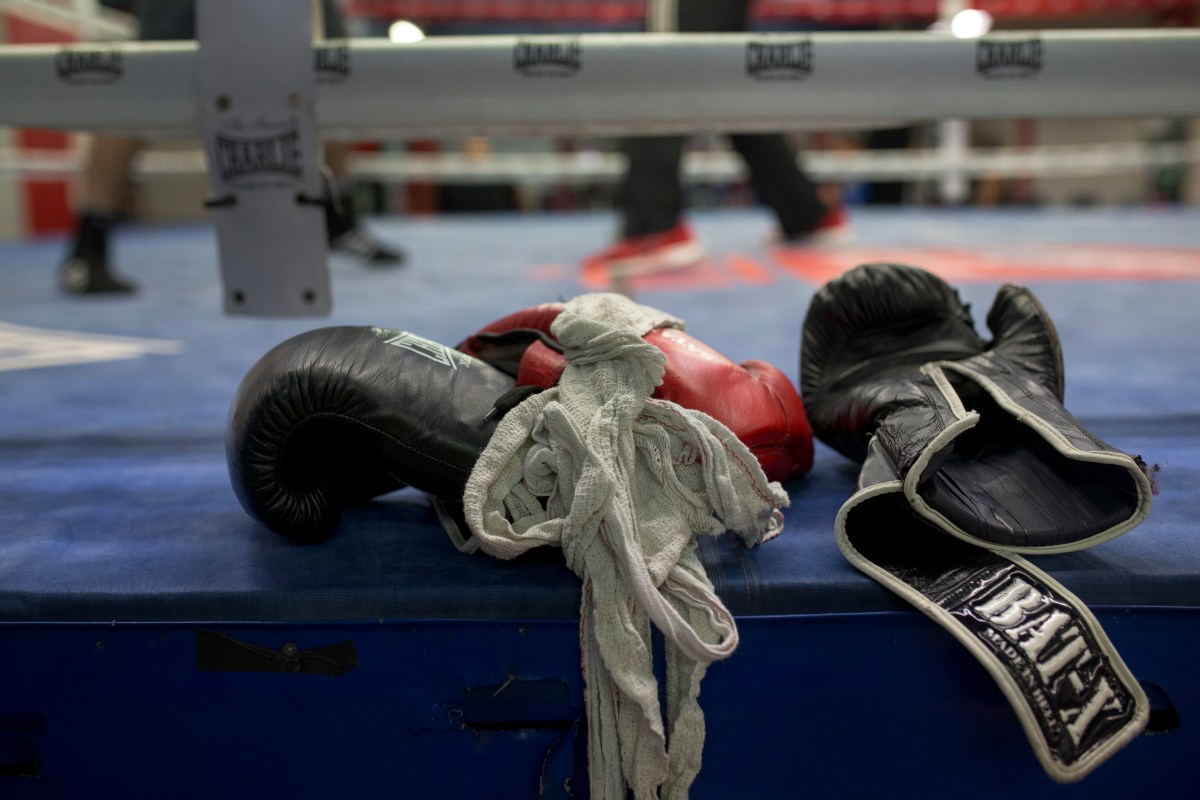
[
  {"left": 2, "top": 30, "right": 1198, "bottom": 138},
  {"left": 3, "top": 141, "right": 1197, "bottom": 184}
]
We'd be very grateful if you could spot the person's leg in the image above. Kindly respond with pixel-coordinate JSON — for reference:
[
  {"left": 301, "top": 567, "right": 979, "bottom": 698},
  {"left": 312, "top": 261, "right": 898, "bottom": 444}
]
[
  {"left": 617, "top": 136, "right": 687, "bottom": 238},
  {"left": 321, "top": 142, "right": 404, "bottom": 265},
  {"left": 58, "top": 0, "right": 193, "bottom": 294},
  {"left": 583, "top": 135, "right": 703, "bottom": 275},
  {"left": 678, "top": 0, "right": 844, "bottom": 241},
  {"left": 609, "top": 0, "right": 735, "bottom": 238},
  {"left": 729, "top": 133, "right": 830, "bottom": 238},
  {"left": 60, "top": 136, "right": 144, "bottom": 294},
  {"left": 582, "top": 0, "right": 743, "bottom": 273},
  {"left": 674, "top": 0, "right": 747, "bottom": 33},
  {"left": 81, "top": 135, "right": 143, "bottom": 214}
]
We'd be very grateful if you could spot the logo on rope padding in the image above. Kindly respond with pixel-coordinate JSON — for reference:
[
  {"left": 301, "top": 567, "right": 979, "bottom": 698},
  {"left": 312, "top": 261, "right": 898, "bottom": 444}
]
[
  {"left": 315, "top": 42, "right": 351, "bottom": 83},
  {"left": 215, "top": 130, "right": 303, "bottom": 181},
  {"left": 55, "top": 48, "right": 123, "bottom": 85},
  {"left": 746, "top": 40, "right": 813, "bottom": 81},
  {"left": 514, "top": 38, "right": 582, "bottom": 77},
  {"left": 976, "top": 38, "right": 1044, "bottom": 79}
]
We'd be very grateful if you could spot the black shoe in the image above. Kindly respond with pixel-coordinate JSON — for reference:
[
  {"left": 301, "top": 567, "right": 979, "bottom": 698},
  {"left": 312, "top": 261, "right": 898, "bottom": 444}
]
[
  {"left": 329, "top": 227, "right": 405, "bottom": 266},
  {"left": 59, "top": 257, "right": 138, "bottom": 294},
  {"left": 325, "top": 194, "right": 405, "bottom": 267},
  {"left": 59, "top": 212, "right": 138, "bottom": 295}
]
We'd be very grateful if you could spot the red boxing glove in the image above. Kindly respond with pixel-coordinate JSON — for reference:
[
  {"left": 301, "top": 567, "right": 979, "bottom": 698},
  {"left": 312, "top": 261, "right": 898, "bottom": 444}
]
[{"left": 458, "top": 303, "right": 813, "bottom": 481}]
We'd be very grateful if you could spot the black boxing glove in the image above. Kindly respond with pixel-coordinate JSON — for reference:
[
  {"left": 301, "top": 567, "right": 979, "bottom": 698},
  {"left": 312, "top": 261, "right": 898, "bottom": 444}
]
[
  {"left": 801, "top": 262, "right": 1153, "bottom": 552},
  {"left": 227, "top": 326, "right": 526, "bottom": 542},
  {"left": 801, "top": 263, "right": 1153, "bottom": 781}
]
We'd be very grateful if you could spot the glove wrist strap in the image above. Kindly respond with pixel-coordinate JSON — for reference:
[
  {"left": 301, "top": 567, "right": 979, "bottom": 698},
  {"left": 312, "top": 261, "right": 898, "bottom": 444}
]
[{"left": 836, "top": 481, "right": 1148, "bottom": 782}]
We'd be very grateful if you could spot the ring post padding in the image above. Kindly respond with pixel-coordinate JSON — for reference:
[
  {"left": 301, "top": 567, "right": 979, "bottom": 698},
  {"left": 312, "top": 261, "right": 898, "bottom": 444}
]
[
  {"left": 195, "top": 0, "right": 330, "bottom": 317},
  {"left": 2, "top": 31, "right": 1199, "bottom": 137}
]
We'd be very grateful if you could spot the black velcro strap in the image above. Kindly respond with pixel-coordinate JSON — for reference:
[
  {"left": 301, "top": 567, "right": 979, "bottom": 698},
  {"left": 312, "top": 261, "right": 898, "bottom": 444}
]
[
  {"left": 477, "top": 328, "right": 564, "bottom": 354},
  {"left": 195, "top": 631, "right": 359, "bottom": 677},
  {"left": 471, "top": 328, "right": 565, "bottom": 377}
]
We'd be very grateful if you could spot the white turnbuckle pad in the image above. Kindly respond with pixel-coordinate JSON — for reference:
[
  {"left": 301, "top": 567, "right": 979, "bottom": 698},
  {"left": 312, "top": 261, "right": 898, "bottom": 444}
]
[{"left": 196, "top": 0, "right": 330, "bottom": 316}]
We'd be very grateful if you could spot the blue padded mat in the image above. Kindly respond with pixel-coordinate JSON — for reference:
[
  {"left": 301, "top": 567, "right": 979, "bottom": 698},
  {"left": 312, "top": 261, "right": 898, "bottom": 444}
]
[{"left": 0, "top": 207, "right": 1198, "bottom": 623}]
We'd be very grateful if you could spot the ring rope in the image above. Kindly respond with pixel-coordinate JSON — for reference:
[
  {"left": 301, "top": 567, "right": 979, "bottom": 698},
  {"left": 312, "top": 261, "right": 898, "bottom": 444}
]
[
  {"left": 3, "top": 141, "right": 1196, "bottom": 183},
  {"left": 2, "top": 31, "right": 1198, "bottom": 137}
]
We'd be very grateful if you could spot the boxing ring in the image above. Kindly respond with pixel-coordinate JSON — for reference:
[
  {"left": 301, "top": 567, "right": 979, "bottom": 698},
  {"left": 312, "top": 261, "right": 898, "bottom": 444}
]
[{"left": 2, "top": 6, "right": 1199, "bottom": 798}]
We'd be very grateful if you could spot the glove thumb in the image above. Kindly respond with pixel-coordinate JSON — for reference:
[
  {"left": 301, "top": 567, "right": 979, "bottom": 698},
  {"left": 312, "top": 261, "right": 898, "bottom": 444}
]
[{"left": 985, "top": 284, "right": 1065, "bottom": 401}]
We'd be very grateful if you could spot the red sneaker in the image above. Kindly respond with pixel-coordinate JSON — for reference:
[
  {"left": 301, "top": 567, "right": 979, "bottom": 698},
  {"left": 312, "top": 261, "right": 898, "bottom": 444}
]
[
  {"left": 777, "top": 207, "right": 851, "bottom": 247},
  {"left": 582, "top": 223, "right": 705, "bottom": 276}
]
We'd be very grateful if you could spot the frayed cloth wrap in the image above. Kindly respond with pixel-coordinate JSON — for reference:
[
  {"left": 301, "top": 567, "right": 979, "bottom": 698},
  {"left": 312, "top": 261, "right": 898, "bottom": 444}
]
[{"left": 463, "top": 293, "right": 788, "bottom": 800}]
